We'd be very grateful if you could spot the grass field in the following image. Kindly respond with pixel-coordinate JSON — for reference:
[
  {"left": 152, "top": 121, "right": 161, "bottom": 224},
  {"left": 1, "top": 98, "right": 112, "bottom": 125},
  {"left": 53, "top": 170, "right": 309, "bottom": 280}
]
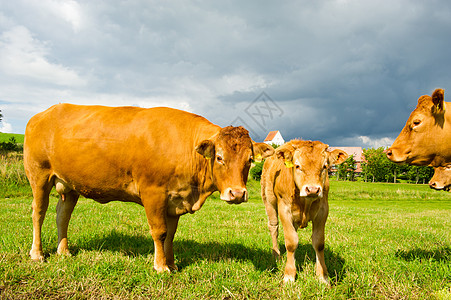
[
  {"left": 1, "top": 179, "right": 450, "bottom": 299},
  {"left": 0, "top": 133, "right": 24, "bottom": 144}
]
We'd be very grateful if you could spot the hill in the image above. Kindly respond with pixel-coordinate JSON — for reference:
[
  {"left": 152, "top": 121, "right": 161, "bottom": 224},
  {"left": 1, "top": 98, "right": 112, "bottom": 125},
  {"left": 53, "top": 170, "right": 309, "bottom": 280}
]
[{"left": 0, "top": 133, "right": 25, "bottom": 144}]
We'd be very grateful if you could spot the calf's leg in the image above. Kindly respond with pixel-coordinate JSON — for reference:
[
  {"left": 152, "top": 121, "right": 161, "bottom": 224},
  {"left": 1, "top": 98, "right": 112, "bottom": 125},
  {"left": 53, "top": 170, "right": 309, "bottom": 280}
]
[
  {"left": 263, "top": 193, "right": 280, "bottom": 258},
  {"left": 278, "top": 203, "right": 298, "bottom": 283},
  {"left": 312, "top": 210, "right": 330, "bottom": 285}
]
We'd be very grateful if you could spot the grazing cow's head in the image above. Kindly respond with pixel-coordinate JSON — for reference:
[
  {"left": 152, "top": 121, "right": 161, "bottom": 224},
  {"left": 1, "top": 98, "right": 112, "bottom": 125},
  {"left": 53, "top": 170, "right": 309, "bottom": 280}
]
[
  {"left": 276, "top": 141, "right": 348, "bottom": 198},
  {"left": 429, "top": 166, "right": 451, "bottom": 192},
  {"left": 196, "top": 126, "right": 274, "bottom": 204},
  {"left": 387, "top": 89, "right": 447, "bottom": 166}
]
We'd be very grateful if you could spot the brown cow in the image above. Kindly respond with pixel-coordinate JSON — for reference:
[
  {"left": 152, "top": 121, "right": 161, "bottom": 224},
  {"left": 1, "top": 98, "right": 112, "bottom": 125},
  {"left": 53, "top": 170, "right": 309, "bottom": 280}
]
[
  {"left": 261, "top": 140, "right": 347, "bottom": 284},
  {"left": 24, "top": 103, "right": 274, "bottom": 272},
  {"left": 387, "top": 89, "right": 451, "bottom": 167},
  {"left": 429, "top": 166, "right": 451, "bottom": 191}
]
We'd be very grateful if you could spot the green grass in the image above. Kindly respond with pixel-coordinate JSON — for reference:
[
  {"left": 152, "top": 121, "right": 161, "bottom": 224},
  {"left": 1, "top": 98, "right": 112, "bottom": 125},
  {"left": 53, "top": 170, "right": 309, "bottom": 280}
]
[
  {"left": 0, "top": 133, "right": 24, "bottom": 144},
  {"left": 0, "top": 180, "right": 450, "bottom": 299}
]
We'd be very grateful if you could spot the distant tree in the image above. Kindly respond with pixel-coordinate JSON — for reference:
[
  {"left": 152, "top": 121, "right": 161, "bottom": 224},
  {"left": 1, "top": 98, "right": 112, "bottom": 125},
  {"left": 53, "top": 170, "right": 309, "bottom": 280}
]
[
  {"left": 362, "top": 148, "right": 386, "bottom": 182},
  {"left": 338, "top": 155, "right": 356, "bottom": 181},
  {"left": 0, "top": 109, "right": 2, "bottom": 124},
  {"left": 407, "top": 166, "right": 434, "bottom": 184},
  {"left": 250, "top": 161, "right": 264, "bottom": 181}
]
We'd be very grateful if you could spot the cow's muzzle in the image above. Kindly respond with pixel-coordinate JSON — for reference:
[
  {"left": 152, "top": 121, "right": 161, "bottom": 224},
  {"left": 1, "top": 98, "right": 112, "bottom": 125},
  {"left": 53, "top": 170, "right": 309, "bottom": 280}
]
[
  {"left": 429, "top": 181, "right": 450, "bottom": 191},
  {"left": 220, "top": 187, "right": 248, "bottom": 204},
  {"left": 300, "top": 185, "right": 323, "bottom": 198}
]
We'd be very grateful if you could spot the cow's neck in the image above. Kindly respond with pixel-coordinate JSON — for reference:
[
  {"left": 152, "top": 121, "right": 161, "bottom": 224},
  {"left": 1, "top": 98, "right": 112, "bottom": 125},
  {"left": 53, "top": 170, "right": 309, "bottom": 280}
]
[
  {"left": 189, "top": 156, "right": 216, "bottom": 211},
  {"left": 433, "top": 102, "right": 451, "bottom": 164}
]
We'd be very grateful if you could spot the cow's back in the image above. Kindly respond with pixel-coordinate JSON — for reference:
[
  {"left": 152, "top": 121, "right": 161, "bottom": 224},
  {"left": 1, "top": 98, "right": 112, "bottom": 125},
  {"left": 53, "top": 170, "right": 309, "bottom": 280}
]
[{"left": 24, "top": 104, "right": 220, "bottom": 202}]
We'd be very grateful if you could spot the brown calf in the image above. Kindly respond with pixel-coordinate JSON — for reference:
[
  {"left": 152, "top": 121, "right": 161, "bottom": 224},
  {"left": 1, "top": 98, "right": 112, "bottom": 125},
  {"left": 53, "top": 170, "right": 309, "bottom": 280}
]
[{"left": 261, "top": 140, "right": 347, "bottom": 284}]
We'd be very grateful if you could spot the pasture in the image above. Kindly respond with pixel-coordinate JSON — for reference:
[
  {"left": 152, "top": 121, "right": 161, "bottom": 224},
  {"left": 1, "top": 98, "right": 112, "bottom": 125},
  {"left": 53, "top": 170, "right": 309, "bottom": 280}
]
[{"left": 0, "top": 179, "right": 450, "bottom": 299}]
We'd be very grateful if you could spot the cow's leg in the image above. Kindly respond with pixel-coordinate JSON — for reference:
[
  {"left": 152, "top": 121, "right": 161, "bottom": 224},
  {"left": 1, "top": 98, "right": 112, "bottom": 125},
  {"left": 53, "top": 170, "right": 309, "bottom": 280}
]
[
  {"left": 278, "top": 203, "right": 298, "bottom": 283},
  {"left": 312, "top": 209, "right": 330, "bottom": 286},
  {"left": 262, "top": 192, "right": 280, "bottom": 258},
  {"left": 164, "top": 215, "right": 180, "bottom": 271},
  {"left": 29, "top": 176, "right": 52, "bottom": 261},
  {"left": 142, "top": 190, "right": 170, "bottom": 273},
  {"left": 56, "top": 191, "right": 79, "bottom": 256}
]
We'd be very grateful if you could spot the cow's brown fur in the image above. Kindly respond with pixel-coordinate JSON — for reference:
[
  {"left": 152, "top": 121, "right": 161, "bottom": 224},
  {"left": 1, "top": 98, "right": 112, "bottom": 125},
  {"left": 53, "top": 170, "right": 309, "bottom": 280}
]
[
  {"left": 387, "top": 89, "right": 451, "bottom": 167},
  {"left": 429, "top": 166, "right": 451, "bottom": 191},
  {"left": 24, "top": 104, "right": 274, "bottom": 272},
  {"left": 261, "top": 140, "right": 347, "bottom": 284}
]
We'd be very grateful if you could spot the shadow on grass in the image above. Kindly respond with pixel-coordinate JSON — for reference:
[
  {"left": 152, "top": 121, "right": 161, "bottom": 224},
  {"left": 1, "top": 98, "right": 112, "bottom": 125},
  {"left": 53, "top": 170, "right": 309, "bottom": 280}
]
[
  {"left": 276, "top": 242, "right": 346, "bottom": 284},
  {"left": 74, "top": 229, "right": 346, "bottom": 280},
  {"left": 395, "top": 247, "right": 451, "bottom": 262}
]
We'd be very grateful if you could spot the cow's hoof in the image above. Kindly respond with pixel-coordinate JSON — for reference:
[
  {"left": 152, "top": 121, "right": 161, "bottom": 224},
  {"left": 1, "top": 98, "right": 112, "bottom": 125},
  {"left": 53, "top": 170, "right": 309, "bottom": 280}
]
[
  {"left": 57, "top": 248, "right": 72, "bottom": 257},
  {"left": 283, "top": 274, "right": 295, "bottom": 284},
  {"left": 30, "top": 250, "right": 44, "bottom": 262},
  {"left": 168, "top": 264, "right": 178, "bottom": 272},
  {"left": 154, "top": 265, "right": 171, "bottom": 273},
  {"left": 318, "top": 276, "right": 331, "bottom": 287}
]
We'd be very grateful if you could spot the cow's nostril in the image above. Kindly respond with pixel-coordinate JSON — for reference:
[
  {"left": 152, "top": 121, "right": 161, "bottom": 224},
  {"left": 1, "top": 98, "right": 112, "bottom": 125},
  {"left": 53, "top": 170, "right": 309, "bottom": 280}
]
[
  {"left": 386, "top": 149, "right": 392, "bottom": 157},
  {"left": 305, "top": 186, "right": 320, "bottom": 195}
]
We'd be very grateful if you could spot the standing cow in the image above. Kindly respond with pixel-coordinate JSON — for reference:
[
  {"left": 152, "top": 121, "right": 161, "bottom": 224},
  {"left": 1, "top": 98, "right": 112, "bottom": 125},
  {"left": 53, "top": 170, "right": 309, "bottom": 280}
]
[
  {"left": 387, "top": 89, "right": 451, "bottom": 167},
  {"left": 261, "top": 140, "right": 347, "bottom": 284},
  {"left": 24, "top": 104, "right": 274, "bottom": 272}
]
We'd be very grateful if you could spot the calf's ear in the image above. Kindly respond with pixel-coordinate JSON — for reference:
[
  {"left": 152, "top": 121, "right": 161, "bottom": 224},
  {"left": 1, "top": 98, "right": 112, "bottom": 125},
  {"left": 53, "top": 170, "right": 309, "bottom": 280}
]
[
  {"left": 252, "top": 142, "right": 275, "bottom": 162},
  {"left": 432, "top": 88, "right": 445, "bottom": 113},
  {"left": 329, "top": 149, "right": 348, "bottom": 165},
  {"left": 276, "top": 144, "right": 295, "bottom": 168},
  {"left": 196, "top": 140, "right": 215, "bottom": 159}
]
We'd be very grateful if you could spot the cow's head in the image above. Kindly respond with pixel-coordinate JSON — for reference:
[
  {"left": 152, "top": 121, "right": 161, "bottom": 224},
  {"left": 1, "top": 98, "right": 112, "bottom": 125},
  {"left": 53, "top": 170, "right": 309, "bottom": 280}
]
[
  {"left": 387, "top": 89, "right": 447, "bottom": 166},
  {"left": 429, "top": 166, "right": 451, "bottom": 192},
  {"left": 277, "top": 141, "right": 348, "bottom": 198},
  {"left": 196, "top": 126, "right": 274, "bottom": 204}
]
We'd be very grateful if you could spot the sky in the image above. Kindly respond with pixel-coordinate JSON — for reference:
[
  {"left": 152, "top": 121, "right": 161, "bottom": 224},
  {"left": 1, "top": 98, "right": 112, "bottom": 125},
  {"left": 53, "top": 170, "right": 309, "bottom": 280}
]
[{"left": 1, "top": 0, "right": 451, "bottom": 148}]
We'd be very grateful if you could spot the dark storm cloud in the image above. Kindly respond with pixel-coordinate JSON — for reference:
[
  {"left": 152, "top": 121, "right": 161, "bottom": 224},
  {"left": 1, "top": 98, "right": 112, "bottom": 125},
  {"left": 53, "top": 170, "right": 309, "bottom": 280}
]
[{"left": 1, "top": 0, "right": 451, "bottom": 148}]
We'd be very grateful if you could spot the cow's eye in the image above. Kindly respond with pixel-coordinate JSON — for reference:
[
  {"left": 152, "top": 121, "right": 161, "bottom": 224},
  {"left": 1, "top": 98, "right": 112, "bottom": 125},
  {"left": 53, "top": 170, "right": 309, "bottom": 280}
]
[
  {"left": 412, "top": 119, "right": 421, "bottom": 127},
  {"left": 216, "top": 155, "right": 224, "bottom": 163},
  {"left": 295, "top": 164, "right": 301, "bottom": 170}
]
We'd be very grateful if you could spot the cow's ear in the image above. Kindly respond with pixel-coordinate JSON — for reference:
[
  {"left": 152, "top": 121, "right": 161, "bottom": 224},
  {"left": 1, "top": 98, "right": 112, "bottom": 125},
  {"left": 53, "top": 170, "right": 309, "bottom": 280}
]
[
  {"left": 432, "top": 88, "right": 445, "bottom": 113},
  {"left": 252, "top": 142, "right": 274, "bottom": 162},
  {"left": 276, "top": 144, "right": 295, "bottom": 168},
  {"left": 196, "top": 140, "right": 215, "bottom": 159},
  {"left": 329, "top": 149, "right": 348, "bottom": 165}
]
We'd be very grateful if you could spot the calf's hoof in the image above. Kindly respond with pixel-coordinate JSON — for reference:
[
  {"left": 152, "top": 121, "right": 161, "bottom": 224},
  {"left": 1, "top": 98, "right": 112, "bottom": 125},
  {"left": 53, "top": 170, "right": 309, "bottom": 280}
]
[
  {"left": 283, "top": 274, "right": 295, "bottom": 284},
  {"left": 30, "top": 249, "right": 44, "bottom": 262},
  {"left": 318, "top": 275, "right": 331, "bottom": 287}
]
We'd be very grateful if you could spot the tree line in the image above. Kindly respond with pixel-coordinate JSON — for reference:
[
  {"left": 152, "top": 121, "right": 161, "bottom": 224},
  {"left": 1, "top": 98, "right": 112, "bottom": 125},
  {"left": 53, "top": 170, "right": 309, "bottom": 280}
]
[{"left": 336, "top": 147, "right": 434, "bottom": 184}]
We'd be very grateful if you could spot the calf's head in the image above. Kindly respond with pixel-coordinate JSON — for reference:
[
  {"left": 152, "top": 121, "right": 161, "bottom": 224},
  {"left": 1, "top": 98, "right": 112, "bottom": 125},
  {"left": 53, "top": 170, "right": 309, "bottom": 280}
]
[
  {"left": 387, "top": 89, "right": 447, "bottom": 166},
  {"left": 429, "top": 166, "right": 451, "bottom": 191},
  {"left": 196, "top": 126, "right": 274, "bottom": 204},
  {"left": 277, "top": 140, "right": 348, "bottom": 198}
]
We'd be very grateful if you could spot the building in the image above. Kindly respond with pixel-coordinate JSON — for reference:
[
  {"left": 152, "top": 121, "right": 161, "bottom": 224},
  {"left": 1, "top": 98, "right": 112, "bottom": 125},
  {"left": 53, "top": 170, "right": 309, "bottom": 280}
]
[
  {"left": 264, "top": 131, "right": 285, "bottom": 146},
  {"left": 328, "top": 146, "right": 364, "bottom": 172}
]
